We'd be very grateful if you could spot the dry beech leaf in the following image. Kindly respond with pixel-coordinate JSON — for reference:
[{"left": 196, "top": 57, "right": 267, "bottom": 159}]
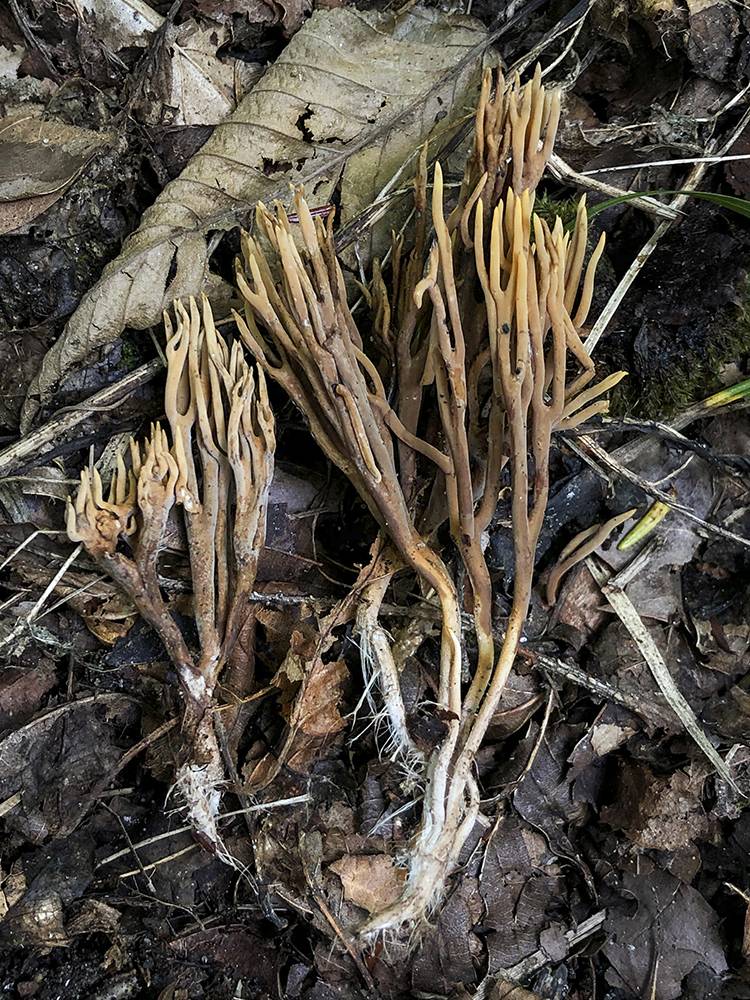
[
  {"left": 245, "top": 652, "right": 348, "bottom": 786},
  {"left": 0, "top": 114, "right": 111, "bottom": 236},
  {"left": 22, "top": 4, "right": 485, "bottom": 429},
  {"left": 329, "top": 853, "right": 406, "bottom": 914}
]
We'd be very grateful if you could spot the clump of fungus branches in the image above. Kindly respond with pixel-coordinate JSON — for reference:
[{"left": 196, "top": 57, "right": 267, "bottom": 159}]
[
  {"left": 234, "top": 64, "right": 624, "bottom": 932},
  {"left": 67, "top": 296, "right": 274, "bottom": 849},
  {"left": 67, "top": 64, "right": 624, "bottom": 933}
]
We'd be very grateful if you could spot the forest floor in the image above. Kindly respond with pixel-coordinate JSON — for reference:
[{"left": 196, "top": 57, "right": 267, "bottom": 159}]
[{"left": 1, "top": 1, "right": 750, "bottom": 998}]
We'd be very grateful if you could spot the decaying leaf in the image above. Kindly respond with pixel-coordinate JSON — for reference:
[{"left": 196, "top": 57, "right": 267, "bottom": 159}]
[
  {"left": 329, "top": 853, "right": 406, "bottom": 914},
  {"left": 80, "top": 0, "right": 160, "bottom": 51},
  {"left": 0, "top": 861, "right": 25, "bottom": 921},
  {"left": 245, "top": 642, "right": 348, "bottom": 786},
  {"left": 485, "top": 982, "right": 541, "bottom": 1000},
  {"left": 412, "top": 875, "right": 485, "bottom": 993},
  {"left": 601, "top": 761, "right": 711, "bottom": 851},
  {"left": 479, "top": 816, "right": 562, "bottom": 971},
  {"left": 169, "top": 926, "right": 278, "bottom": 987},
  {"left": 685, "top": 0, "right": 740, "bottom": 82},
  {"left": 81, "top": 0, "right": 258, "bottom": 121},
  {"left": 65, "top": 898, "right": 121, "bottom": 937},
  {"left": 22, "top": 4, "right": 486, "bottom": 429},
  {"left": 136, "top": 18, "right": 258, "bottom": 126},
  {"left": 285, "top": 656, "right": 348, "bottom": 772},
  {"left": 0, "top": 661, "right": 57, "bottom": 732},
  {"left": 1, "top": 829, "right": 96, "bottom": 948},
  {"left": 0, "top": 115, "right": 111, "bottom": 236},
  {"left": 604, "top": 867, "right": 728, "bottom": 1000},
  {"left": 0, "top": 694, "right": 137, "bottom": 841}
]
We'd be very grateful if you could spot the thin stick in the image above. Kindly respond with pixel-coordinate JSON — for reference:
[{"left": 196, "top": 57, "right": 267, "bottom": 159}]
[
  {"left": 577, "top": 434, "right": 750, "bottom": 550},
  {"left": 587, "top": 556, "right": 741, "bottom": 794},
  {"left": 0, "top": 359, "right": 162, "bottom": 477},
  {"left": 548, "top": 152, "right": 680, "bottom": 221}
]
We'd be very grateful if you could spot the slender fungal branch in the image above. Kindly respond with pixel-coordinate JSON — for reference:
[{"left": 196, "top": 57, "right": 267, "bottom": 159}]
[{"left": 545, "top": 508, "right": 637, "bottom": 604}]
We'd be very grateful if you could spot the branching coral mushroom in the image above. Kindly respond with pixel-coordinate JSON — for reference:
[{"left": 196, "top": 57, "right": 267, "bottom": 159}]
[
  {"left": 66, "top": 64, "right": 624, "bottom": 934},
  {"left": 67, "top": 295, "right": 274, "bottom": 849},
  {"left": 235, "top": 66, "right": 626, "bottom": 933}
]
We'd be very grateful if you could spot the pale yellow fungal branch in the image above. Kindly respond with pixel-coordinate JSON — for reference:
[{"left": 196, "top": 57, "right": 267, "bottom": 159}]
[
  {"left": 546, "top": 508, "right": 637, "bottom": 605},
  {"left": 67, "top": 296, "right": 275, "bottom": 854},
  {"left": 234, "top": 191, "right": 467, "bottom": 913}
]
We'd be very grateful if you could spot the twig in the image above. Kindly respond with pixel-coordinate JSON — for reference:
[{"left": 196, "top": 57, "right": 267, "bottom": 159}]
[
  {"left": 118, "top": 844, "right": 198, "bottom": 879},
  {"left": 570, "top": 416, "right": 750, "bottom": 477},
  {"left": 582, "top": 152, "right": 750, "bottom": 175},
  {"left": 576, "top": 434, "right": 750, "bottom": 549},
  {"left": 0, "top": 359, "right": 162, "bottom": 478},
  {"left": 475, "top": 910, "right": 607, "bottom": 995},
  {"left": 549, "top": 153, "right": 681, "bottom": 220},
  {"left": 92, "top": 717, "right": 180, "bottom": 799},
  {"left": 303, "top": 872, "right": 377, "bottom": 994},
  {"left": 518, "top": 646, "right": 640, "bottom": 711},
  {"left": 510, "top": 0, "right": 594, "bottom": 76},
  {"left": 0, "top": 543, "right": 82, "bottom": 651},
  {"left": 97, "top": 794, "right": 310, "bottom": 868},
  {"left": 587, "top": 556, "right": 742, "bottom": 794}
]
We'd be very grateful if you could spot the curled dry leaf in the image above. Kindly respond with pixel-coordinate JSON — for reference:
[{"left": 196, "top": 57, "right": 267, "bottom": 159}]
[
  {"left": 22, "top": 5, "right": 485, "bottom": 430},
  {"left": 286, "top": 656, "right": 348, "bottom": 772},
  {"left": 329, "top": 854, "right": 406, "bottom": 914},
  {"left": 245, "top": 648, "right": 348, "bottom": 786}
]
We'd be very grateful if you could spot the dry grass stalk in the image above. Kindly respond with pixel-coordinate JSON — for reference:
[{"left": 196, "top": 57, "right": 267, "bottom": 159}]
[
  {"left": 234, "top": 64, "right": 626, "bottom": 934},
  {"left": 67, "top": 295, "right": 274, "bottom": 849}
]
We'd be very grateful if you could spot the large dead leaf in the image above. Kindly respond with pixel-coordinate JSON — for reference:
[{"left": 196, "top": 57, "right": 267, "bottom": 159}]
[{"left": 22, "top": 5, "right": 485, "bottom": 429}]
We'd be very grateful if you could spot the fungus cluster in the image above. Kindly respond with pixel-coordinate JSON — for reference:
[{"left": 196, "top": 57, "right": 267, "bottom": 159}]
[
  {"left": 68, "top": 66, "right": 624, "bottom": 932},
  {"left": 68, "top": 296, "right": 274, "bottom": 848}
]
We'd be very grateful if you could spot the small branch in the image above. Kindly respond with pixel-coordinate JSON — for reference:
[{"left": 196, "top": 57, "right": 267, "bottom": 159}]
[
  {"left": 549, "top": 153, "right": 680, "bottom": 221},
  {"left": 0, "top": 359, "right": 162, "bottom": 478}
]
